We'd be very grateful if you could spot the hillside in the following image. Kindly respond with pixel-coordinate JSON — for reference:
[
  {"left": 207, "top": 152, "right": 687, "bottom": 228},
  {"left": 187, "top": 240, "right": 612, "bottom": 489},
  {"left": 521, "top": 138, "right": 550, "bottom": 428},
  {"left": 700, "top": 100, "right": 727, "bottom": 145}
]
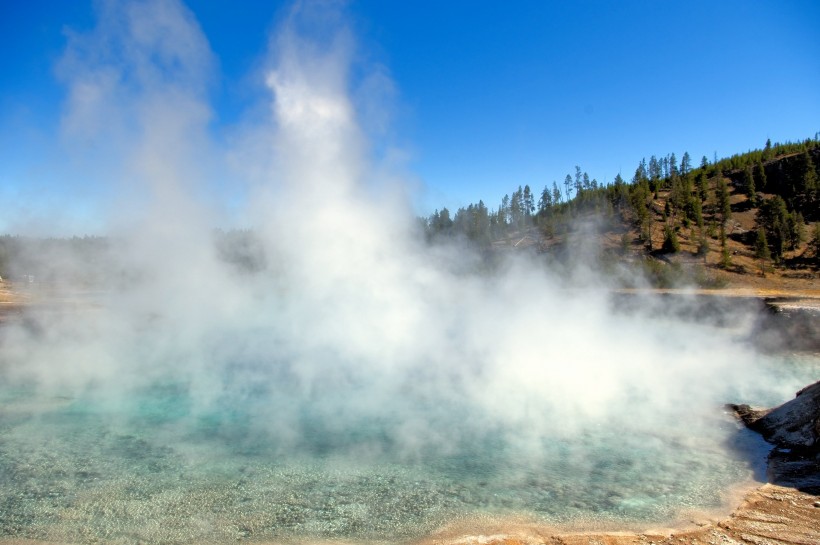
[{"left": 424, "top": 136, "right": 820, "bottom": 295}]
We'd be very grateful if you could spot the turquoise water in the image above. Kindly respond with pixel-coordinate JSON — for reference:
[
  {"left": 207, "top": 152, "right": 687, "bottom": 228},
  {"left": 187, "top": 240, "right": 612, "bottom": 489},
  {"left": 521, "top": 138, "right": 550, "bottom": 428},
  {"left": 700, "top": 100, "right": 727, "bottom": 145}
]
[{"left": 1, "top": 353, "right": 817, "bottom": 544}]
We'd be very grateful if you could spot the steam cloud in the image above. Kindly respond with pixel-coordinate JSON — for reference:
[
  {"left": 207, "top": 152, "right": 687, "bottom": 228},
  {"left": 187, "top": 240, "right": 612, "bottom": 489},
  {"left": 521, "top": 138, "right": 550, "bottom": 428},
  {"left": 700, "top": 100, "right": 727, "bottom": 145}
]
[{"left": 0, "top": 0, "right": 806, "bottom": 479}]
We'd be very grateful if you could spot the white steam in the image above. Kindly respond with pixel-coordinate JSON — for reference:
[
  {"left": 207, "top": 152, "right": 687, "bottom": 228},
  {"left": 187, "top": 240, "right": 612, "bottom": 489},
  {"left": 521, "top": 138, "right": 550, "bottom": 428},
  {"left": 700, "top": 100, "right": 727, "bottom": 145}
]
[{"left": 0, "top": 0, "right": 796, "bottom": 469}]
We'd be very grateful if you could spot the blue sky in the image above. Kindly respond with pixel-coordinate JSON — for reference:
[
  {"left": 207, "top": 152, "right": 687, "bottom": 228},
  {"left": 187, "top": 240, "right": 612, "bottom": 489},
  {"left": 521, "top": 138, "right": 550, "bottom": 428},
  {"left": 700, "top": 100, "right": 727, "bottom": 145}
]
[{"left": 1, "top": 0, "right": 819, "bottom": 232}]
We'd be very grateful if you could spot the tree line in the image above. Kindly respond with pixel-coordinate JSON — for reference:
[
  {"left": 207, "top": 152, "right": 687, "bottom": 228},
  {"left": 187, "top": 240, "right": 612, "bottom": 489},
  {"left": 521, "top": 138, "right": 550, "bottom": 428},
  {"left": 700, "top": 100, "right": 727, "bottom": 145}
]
[{"left": 422, "top": 135, "right": 820, "bottom": 267}]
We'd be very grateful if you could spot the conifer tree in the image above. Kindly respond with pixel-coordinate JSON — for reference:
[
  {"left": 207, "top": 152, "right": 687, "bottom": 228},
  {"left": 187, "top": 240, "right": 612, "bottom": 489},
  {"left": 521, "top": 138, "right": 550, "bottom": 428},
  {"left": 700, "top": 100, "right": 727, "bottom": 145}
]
[
  {"left": 564, "top": 174, "right": 573, "bottom": 202},
  {"left": 523, "top": 185, "right": 534, "bottom": 219},
  {"left": 715, "top": 174, "right": 731, "bottom": 222},
  {"left": 787, "top": 212, "right": 805, "bottom": 250},
  {"left": 754, "top": 228, "right": 771, "bottom": 276},
  {"left": 635, "top": 158, "right": 648, "bottom": 182},
  {"left": 796, "top": 149, "right": 818, "bottom": 212},
  {"left": 762, "top": 138, "right": 773, "bottom": 161},
  {"left": 648, "top": 156, "right": 661, "bottom": 185},
  {"left": 687, "top": 196, "right": 703, "bottom": 228},
  {"left": 743, "top": 164, "right": 756, "bottom": 205},
  {"left": 629, "top": 181, "right": 650, "bottom": 234},
  {"left": 538, "top": 186, "right": 552, "bottom": 217},
  {"left": 510, "top": 186, "right": 523, "bottom": 230},
  {"left": 719, "top": 224, "right": 731, "bottom": 268},
  {"left": 574, "top": 166, "right": 583, "bottom": 197},
  {"left": 811, "top": 222, "right": 820, "bottom": 262},
  {"left": 696, "top": 232, "right": 709, "bottom": 263},
  {"left": 757, "top": 196, "right": 789, "bottom": 260},
  {"left": 695, "top": 171, "right": 708, "bottom": 202},
  {"left": 662, "top": 224, "right": 680, "bottom": 253},
  {"left": 754, "top": 160, "right": 767, "bottom": 193},
  {"left": 681, "top": 152, "right": 691, "bottom": 176}
]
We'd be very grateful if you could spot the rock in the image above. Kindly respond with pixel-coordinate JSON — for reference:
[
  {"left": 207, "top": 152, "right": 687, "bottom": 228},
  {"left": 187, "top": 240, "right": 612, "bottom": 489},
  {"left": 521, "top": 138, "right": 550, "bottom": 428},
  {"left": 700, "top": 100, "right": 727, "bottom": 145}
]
[
  {"left": 729, "top": 381, "right": 820, "bottom": 494},
  {"left": 726, "top": 403, "right": 770, "bottom": 429},
  {"left": 729, "top": 380, "right": 820, "bottom": 449}
]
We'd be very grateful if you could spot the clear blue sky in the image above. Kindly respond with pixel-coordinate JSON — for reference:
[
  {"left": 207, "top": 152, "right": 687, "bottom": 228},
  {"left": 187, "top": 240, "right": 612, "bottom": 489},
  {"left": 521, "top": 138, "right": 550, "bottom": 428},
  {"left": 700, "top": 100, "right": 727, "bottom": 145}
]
[{"left": 1, "top": 0, "right": 819, "bottom": 232}]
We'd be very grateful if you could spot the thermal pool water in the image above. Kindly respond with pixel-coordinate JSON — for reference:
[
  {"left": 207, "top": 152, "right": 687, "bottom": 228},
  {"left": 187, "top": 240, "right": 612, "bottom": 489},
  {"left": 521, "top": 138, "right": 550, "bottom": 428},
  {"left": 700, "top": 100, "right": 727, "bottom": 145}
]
[{"left": 1, "top": 352, "right": 817, "bottom": 545}]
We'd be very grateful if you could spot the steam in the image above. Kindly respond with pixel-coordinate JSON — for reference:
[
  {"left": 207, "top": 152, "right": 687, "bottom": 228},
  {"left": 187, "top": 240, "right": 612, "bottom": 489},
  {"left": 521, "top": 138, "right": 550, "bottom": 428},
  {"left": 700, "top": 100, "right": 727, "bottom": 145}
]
[{"left": 0, "top": 0, "right": 802, "bottom": 480}]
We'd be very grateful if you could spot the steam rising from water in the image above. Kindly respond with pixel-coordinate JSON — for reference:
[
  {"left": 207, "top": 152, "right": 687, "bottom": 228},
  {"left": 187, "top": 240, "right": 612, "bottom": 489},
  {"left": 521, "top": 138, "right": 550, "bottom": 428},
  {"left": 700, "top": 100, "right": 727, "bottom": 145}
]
[{"left": 0, "top": 1, "right": 816, "bottom": 542}]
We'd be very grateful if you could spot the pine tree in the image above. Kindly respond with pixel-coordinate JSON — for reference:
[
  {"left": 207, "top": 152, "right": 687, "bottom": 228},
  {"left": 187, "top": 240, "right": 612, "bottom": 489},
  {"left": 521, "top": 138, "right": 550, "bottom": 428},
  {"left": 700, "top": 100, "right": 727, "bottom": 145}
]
[
  {"left": 669, "top": 153, "right": 678, "bottom": 177},
  {"left": 743, "top": 165, "right": 756, "bottom": 205},
  {"left": 715, "top": 173, "right": 731, "bottom": 222},
  {"left": 564, "top": 175, "right": 573, "bottom": 202},
  {"left": 629, "top": 180, "right": 650, "bottom": 234},
  {"left": 757, "top": 196, "right": 789, "bottom": 260},
  {"left": 523, "top": 185, "right": 535, "bottom": 219},
  {"left": 475, "top": 200, "right": 490, "bottom": 244},
  {"left": 510, "top": 187, "right": 523, "bottom": 230},
  {"left": 754, "top": 160, "right": 767, "bottom": 193},
  {"left": 574, "top": 166, "right": 583, "bottom": 197},
  {"left": 662, "top": 224, "right": 680, "bottom": 253},
  {"left": 538, "top": 186, "right": 552, "bottom": 217},
  {"left": 648, "top": 155, "right": 661, "bottom": 184},
  {"left": 696, "top": 232, "right": 709, "bottom": 263},
  {"left": 754, "top": 228, "right": 771, "bottom": 276},
  {"left": 796, "top": 149, "right": 818, "bottom": 213},
  {"left": 429, "top": 208, "right": 454, "bottom": 236},
  {"left": 635, "top": 159, "right": 648, "bottom": 182},
  {"left": 786, "top": 212, "right": 805, "bottom": 250},
  {"left": 695, "top": 171, "right": 708, "bottom": 202},
  {"left": 811, "top": 222, "right": 820, "bottom": 262},
  {"left": 687, "top": 196, "right": 703, "bottom": 228},
  {"left": 719, "top": 223, "right": 731, "bottom": 269},
  {"left": 681, "top": 152, "right": 691, "bottom": 176},
  {"left": 762, "top": 138, "right": 773, "bottom": 161}
]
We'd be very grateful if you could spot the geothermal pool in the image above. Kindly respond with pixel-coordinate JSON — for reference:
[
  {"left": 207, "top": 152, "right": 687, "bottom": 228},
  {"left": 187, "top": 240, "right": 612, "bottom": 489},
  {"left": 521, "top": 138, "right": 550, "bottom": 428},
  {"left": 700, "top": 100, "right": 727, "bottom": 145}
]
[{"left": 1, "top": 351, "right": 817, "bottom": 545}]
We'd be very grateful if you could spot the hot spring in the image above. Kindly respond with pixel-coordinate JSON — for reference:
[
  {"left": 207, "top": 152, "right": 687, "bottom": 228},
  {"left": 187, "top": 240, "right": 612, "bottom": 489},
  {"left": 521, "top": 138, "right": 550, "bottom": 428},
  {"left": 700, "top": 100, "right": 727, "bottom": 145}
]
[
  {"left": 3, "top": 2, "right": 818, "bottom": 542},
  {"left": 1, "top": 297, "right": 818, "bottom": 544}
]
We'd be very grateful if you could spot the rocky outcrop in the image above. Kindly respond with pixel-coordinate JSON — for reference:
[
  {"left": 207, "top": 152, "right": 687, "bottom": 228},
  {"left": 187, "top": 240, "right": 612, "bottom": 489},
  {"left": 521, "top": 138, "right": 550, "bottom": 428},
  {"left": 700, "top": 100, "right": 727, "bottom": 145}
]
[
  {"left": 730, "top": 381, "right": 820, "bottom": 494},
  {"left": 730, "top": 381, "right": 820, "bottom": 449}
]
